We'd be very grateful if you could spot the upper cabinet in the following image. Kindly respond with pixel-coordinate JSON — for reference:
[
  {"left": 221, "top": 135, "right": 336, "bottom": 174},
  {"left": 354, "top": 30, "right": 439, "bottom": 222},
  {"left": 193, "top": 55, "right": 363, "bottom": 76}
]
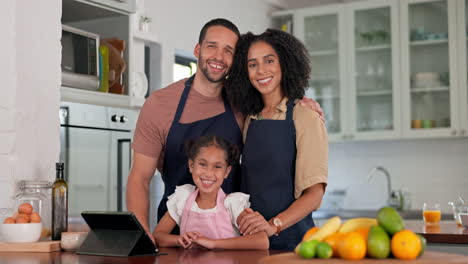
[
  {"left": 273, "top": 0, "right": 468, "bottom": 141},
  {"left": 348, "top": 0, "right": 401, "bottom": 141},
  {"left": 281, "top": 0, "right": 400, "bottom": 142},
  {"left": 61, "top": 0, "right": 158, "bottom": 109},
  {"left": 294, "top": 5, "right": 347, "bottom": 141},
  {"left": 457, "top": 0, "right": 468, "bottom": 136},
  {"left": 400, "top": 0, "right": 464, "bottom": 138},
  {"left": 80, "top": 0, "right": 136, "bottom": 13}
]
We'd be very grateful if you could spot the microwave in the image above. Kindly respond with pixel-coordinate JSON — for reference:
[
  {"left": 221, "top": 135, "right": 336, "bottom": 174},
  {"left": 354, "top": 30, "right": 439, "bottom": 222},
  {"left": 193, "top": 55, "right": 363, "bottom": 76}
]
[{"left": 61, "top": 25, "right": 100, "bottom": 91}]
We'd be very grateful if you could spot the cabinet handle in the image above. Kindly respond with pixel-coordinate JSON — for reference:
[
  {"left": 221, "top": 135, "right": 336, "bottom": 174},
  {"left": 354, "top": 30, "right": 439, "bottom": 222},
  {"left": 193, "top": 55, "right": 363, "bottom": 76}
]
[
  {"left": 451, "top": 130, "right": 457, "bottom": 136},
  {"left": 460, "top": 129, "right": 466, "bottom": 136}
]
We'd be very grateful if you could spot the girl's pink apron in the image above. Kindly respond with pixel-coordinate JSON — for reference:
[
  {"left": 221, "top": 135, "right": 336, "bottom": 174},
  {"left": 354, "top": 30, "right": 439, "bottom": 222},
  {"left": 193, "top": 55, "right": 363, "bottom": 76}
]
[{"left": 180, "top": 188, "right": 235, "bottom": 239}]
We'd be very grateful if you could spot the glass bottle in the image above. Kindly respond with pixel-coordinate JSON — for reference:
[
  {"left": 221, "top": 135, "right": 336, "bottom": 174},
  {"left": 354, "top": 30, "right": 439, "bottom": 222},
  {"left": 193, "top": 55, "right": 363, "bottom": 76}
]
[
  {"left": 52, "top": 162, "right": 68, "bottom": 240},
  {"left": 15, "top": 181, "right": 52, "bottom": 238}
]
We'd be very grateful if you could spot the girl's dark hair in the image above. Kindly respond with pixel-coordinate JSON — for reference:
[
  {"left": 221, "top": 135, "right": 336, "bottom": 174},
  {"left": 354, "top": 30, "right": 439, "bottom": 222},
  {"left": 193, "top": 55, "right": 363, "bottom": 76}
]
[
  {"left": 225, "top": 28, "right": 311, "bottom": 115},
  {"left": 185, "top": 135, "right": 240, "bottom": 166}
]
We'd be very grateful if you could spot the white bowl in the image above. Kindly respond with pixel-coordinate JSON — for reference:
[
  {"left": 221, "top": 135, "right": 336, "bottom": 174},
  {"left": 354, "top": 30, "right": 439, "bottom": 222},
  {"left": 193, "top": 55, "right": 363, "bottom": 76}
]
[
  {"left": 60, "top": 232, "right": 88, "bottom": 251},
  {"left": 0, "top": 223, "right": 42, "bottom": 243}
]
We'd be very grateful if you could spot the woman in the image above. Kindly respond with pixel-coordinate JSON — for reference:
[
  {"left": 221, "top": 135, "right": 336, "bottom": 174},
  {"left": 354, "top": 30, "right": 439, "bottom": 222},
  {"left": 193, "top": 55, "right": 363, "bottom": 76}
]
[{"left": 225, "top": 29, "right": 328, "bottom": 250}]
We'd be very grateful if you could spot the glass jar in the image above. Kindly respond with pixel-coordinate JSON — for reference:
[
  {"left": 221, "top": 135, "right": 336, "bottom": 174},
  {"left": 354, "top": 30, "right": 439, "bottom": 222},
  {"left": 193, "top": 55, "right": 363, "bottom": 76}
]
[{"left": 15, "top": 180, "right": 53, "bottom": 238}]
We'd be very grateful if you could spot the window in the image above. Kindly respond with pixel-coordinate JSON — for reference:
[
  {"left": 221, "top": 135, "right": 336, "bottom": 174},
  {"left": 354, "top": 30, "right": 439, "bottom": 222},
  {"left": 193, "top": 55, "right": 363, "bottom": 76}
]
[{"left": 173, "top": 55, "right": 197, "bottom": 82}]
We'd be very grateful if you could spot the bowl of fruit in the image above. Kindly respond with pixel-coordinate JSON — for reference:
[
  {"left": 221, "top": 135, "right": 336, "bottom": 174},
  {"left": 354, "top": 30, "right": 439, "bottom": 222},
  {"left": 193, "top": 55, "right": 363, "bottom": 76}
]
[{"left": 0, "top": 203, "right": 42, "bottom": 243}]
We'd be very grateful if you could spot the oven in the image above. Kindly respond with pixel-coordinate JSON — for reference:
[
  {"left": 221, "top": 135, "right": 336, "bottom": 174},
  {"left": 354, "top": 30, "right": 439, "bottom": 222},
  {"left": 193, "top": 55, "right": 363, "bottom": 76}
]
[{"left": 59, "top": 102, "right": 137, "bottom": 217}]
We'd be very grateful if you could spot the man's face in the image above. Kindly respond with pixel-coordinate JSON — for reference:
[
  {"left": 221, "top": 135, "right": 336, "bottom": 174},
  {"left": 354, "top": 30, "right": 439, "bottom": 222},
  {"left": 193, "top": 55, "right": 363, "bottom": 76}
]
[{"left": 194, "top": 26, "right": 238, "bottom": 83}]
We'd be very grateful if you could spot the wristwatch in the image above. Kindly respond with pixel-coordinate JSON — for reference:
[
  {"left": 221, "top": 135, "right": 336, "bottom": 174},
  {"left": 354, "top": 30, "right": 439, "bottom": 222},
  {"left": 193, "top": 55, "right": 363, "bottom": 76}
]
[{"left": 272, "top": 217, "right": 283, "bottom": 236}]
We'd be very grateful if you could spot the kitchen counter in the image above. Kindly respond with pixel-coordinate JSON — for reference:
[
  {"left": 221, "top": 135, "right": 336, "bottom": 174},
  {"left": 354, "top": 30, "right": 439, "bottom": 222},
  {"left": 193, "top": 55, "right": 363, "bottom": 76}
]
[
  {"left": 314, "top": 209, "right": 452, "bottom": 220},
  {"left": 407, "top": 221, "right": 468, "bottom": 244},
  {"left": 1, "top": 248, "right": 468, "bottom": 264}
]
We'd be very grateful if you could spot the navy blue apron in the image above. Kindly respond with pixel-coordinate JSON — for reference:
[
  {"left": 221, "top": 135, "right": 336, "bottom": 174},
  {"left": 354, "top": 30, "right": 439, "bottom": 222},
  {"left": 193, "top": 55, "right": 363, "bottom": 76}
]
[
  {"left": 241, "top": 98, "right": 314, "bottom": 250},
  {"left": 158, "top": 75, "right": 242, "bottom": 229}
]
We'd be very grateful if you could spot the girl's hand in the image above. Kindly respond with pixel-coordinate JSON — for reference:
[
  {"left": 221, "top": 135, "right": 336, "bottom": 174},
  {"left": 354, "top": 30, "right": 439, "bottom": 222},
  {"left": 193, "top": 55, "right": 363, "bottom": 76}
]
[
  {"left": 194, "top": 236, "right": 216, "bottom": 249},
  {"left": 177, "top": 231, "right": 201, "bottom": 248},
  {"left": 237, "top": 208, "right": 276, "bottom": 236}
]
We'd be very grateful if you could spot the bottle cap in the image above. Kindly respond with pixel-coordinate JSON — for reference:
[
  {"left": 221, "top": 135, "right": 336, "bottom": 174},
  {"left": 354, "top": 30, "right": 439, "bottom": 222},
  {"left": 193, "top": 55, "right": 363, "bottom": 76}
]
[{"left": 56, "top": 162, "right": 64, "bottom": 170}]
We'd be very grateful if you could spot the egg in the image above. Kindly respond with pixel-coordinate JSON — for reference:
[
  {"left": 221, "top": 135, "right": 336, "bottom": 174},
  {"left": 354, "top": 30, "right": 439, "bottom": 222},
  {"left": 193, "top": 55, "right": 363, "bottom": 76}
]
[
  {"left": 16, "top": 213, "right": 30, "bottom": 223},
  {"left": 3, "top": 217, "right": 15, "bottom": 224},
  {"left": 30, "top": 212, "right": 42, "bottom": 223},
  {"left": 18, "top": 203, "right": 33, "bottom": 215},
  {"left": 16, "top": 216, "right": 29, "bottom": 223}
]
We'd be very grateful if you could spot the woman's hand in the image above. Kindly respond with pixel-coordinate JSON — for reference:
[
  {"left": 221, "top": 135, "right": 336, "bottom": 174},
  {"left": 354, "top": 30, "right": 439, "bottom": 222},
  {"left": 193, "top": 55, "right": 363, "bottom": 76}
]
[
  {"left": 194, "top": 236, "right": 216, "bottom": 249},
  {"left": 237, "top": 208, "right": 276, "bottom": 237},
  {"left": 177, "top": 231, "right": 201, "bottom": 248}
]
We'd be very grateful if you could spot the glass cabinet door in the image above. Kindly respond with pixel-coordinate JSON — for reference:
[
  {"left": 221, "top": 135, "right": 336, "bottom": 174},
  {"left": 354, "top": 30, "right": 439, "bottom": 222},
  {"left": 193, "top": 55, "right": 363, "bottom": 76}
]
[
  {"left": 298, "top": 6, "right": 346, "bottom": 140},
  {"left": 349, "top": 1, "right": 400, "bottom": 139},
  {"left": 459, "top": 0, "right": 468, "bottom": 136},
  {"left": 401, "top": 0, "right": 458, "bottom": 137}
]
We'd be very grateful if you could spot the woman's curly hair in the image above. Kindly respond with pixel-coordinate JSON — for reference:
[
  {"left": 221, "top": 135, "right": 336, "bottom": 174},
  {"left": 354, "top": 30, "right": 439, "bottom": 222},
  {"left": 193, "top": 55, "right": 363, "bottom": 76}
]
[{"left": 225, "top": 28, "right": 311, "bottom": 116}]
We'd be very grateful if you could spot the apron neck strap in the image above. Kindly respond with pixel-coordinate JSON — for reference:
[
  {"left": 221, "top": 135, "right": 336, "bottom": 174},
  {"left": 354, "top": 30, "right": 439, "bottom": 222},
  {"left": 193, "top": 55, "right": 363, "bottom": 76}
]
[
  {"left": 173, "top": 75, "right": 195, "bottom": 122},
  {"left": 286, "top": 98, "right": 295, "bottom": 121},
  {"left": 174, "top": 75, "right": 231, "bottom": 122}
]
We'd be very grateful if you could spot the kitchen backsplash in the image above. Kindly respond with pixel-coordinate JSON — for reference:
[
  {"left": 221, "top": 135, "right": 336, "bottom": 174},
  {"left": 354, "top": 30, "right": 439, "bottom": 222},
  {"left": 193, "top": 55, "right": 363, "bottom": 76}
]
[{"left": 326, "top": 137, "right": 468, "bottom": 213}]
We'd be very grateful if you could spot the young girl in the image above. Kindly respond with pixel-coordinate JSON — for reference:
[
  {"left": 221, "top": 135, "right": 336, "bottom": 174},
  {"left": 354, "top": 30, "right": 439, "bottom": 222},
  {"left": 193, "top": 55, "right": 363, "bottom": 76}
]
[{"left": 153, "top": 135, "right": 269, "bottom": 250}]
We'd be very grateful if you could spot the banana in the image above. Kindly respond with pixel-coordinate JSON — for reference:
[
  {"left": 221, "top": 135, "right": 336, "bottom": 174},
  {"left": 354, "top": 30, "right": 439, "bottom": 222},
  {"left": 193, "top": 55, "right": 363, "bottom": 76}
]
[
  {"left": 294, "top": 216, "right": 341, "bottom": 254},
  {"left": 338, "top": 217, "right": 377, "bottom": 233}
]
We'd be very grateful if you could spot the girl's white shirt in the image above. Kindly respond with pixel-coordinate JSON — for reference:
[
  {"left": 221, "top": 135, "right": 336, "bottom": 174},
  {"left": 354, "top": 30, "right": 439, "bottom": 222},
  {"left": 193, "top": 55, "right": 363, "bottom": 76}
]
[{"left": 166, "top": 184, "right": 250, "bottom": 235}]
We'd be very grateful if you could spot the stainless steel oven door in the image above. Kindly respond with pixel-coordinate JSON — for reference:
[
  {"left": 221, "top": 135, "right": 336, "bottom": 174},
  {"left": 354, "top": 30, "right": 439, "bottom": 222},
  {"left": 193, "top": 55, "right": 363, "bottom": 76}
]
[{"left": 60, "top": 103, "right": 135, "bottom": 217}]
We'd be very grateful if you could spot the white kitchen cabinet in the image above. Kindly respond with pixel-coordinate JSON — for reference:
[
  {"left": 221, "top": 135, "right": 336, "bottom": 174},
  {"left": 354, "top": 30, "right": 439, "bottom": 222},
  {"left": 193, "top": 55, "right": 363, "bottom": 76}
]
[
  {"left": 274, "top": 0, "right": 400, "bottom": 142},
  {"left": 273, "top": 0, "right": 468, "bottom": 141},
  {"left": 347, "top": 0, "right": 401, "bottom": 140},
  {"left": 400, "top": 0, "right": 463, "bottom": 138},
  {"left": 456, "top": 0, "right": 468, "bottom": 137},
  {"left": 61, "top": 0, "right": 156, "bottom": 108},
  {"left": 75, "top": 0, "right": 136, "bottom": 14},
  {"left": 294, "top": 4, "right": 347, "bottom": 141}
]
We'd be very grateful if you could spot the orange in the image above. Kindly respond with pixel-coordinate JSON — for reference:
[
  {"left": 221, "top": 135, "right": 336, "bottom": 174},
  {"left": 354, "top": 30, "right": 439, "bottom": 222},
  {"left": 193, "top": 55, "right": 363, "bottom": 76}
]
[
  {"left": 302, "top": 227, "right": 319, "bottom": 241},
  {"left": 355, "top": 227, "right": 370, "bottom": 241},
  {"left": 323, "top": 232, "right": 344, "bottom": 257},
  {"left": 391, "top": 230, "right": 421, "bottom": 260},
  {"left": 337, "top": 232, "right": 366, "bottom": 260}
]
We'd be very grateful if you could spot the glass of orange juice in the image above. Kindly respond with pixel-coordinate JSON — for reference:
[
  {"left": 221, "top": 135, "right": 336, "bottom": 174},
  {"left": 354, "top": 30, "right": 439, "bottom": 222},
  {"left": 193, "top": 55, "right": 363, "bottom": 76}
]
[{"left": 423, "top": 202, "right": 441, "bottom": 226}]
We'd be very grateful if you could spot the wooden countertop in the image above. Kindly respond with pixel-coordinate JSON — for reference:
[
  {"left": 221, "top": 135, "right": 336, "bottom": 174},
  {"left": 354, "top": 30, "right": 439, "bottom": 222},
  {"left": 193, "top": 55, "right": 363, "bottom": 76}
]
[
  {"left": 406, "top": 221, "right": 468, "bottom": 244},
  {"left": 0, "top": 248, "right": 467, "bottom": 264}
]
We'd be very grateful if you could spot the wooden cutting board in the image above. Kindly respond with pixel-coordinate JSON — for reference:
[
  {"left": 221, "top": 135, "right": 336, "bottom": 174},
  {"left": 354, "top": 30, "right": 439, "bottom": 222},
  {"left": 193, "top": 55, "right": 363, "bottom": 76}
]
[
  {"left": 259, "top": 251, "right": 468, "bottom": 264},
  {"left": 0, "top": 241, "right": 61, "bottom": 252}
]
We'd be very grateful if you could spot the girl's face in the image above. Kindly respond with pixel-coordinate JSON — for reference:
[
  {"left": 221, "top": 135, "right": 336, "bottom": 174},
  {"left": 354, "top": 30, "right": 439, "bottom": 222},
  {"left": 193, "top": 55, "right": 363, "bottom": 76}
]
[
  {"left": 247, "top": 41, "right": 283, "bottom": 98},
  {"left": 188, "top": 145, "right": 231, "bottom": 195}
]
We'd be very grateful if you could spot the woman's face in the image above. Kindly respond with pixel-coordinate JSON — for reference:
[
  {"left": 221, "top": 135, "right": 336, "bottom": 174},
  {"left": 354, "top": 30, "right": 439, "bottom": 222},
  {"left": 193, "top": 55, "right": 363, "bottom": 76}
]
[
  {"left": 247, "top": 41, "right": 282, "bottom": 98},
  {"left": 189, "top": 145, "right": 231, "bottom": 195}
]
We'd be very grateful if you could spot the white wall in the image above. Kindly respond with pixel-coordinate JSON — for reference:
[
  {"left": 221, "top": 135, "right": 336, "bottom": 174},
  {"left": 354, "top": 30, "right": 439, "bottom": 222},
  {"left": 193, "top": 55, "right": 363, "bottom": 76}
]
[
  {"left": 0, "top": 0, "right": 61, "bottom": 208},
  {"left": 142, "top": 0, "right": 279, "bottom": 87},
  {"left": 328, "top": 138, "right": 468, "bottom": 213}
]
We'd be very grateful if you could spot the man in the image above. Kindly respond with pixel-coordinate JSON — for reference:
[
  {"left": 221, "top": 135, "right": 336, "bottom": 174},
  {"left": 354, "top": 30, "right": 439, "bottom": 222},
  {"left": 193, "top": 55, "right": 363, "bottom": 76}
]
[{"left": 126, "top": 18, "right": 322, "bottom": 237}]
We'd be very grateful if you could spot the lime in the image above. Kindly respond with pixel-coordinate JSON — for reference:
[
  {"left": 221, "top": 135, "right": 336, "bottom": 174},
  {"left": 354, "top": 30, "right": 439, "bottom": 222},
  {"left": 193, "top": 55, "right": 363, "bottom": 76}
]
[
  {"left": 377, "top": 207, "right": 405, "bottom": 235},
  {"left": 367, "top": 225, "right": 390, "bottom": 259},
  {"left": 299, "top": 240, "right": 319, "bottom": 259},
  {"left": 417, "top": 234, "right": 427, "bottom": 257},
  {"left": 316, "top": 242, "right": 333, "bottom": 259}
]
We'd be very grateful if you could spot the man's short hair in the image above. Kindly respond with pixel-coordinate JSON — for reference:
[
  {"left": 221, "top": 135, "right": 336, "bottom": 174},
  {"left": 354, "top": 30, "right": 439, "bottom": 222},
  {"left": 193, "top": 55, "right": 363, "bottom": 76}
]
[{"left": 198, "top": 18, "right": 240, "bottom": 44}]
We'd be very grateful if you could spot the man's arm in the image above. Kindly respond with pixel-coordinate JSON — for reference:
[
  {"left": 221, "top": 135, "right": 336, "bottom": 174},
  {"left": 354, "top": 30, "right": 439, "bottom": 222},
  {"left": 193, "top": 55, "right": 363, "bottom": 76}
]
[{"left": 126, "top": 152, "right": 158, "bottom": 233}]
